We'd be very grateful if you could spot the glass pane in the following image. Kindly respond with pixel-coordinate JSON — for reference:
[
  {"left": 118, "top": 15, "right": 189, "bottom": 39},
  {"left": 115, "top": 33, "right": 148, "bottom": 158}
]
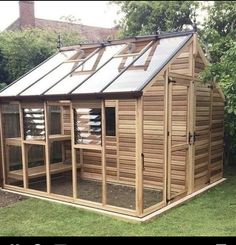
[
  {"left": 0, "top": 51, "right": 76, "bottom": 96},
  {"left": 77, "top": 148, "right": 102, "bottom": 203},
  {"left": 27, "top": 145, "right": 47, "bottom": 192},
  {"left": 72, "top": 57, "right": 124, "bottom": 94},
  {"left": 5, "top": 146, "right": 23, "bottom": 188},
  {"left": 45, "top": 74, "right": 90, "bottom": 95},
  {"left": 98, "top": 44, "right": 125, "bottom": 66},
  {"left": 48, "top": 106, "right": 61, "bottom": 135},
  {"left": 104, "top": 35, "right": 191, "bottom": 93},
  {"left": 21, "top": 62, "right": 76, "bottom": 95},
  {"left": 2, "top": 104, "right": 20, "bottom": 138},
  {"left": 50, "top": 141, "right": 73, "bottom": 197},
  {"left": 74, "top": 108, "right": 101, "bottom": 145},
  {"left": 105, "top": 107, "right": 116, "bottom": 136},
  {"left": 23, "top": 108, "right": 45, "bottom": 141}
]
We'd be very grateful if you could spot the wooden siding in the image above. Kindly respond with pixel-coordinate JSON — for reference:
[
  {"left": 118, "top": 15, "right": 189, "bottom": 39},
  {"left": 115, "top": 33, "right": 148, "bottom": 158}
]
[
  {"left": 210, "top": 87, "right": 224, "bottom": 183},
  {"left": 143, "top": 77, "right": 165, "bottom": 190},
  {"left": 194, "top": 84, "right": 211, "bottom": 190},
  {"left": 118, "top": 99, "right": 136, "bottom": 184},
  {"left": 169, "top": 81, "right": 189, "bottom": 195},
  {"left": 170, "top": 44, "right": 191, "bottom": 75},
  {"left": 194, "top": 53, "right": 206, "bottom": 78}
]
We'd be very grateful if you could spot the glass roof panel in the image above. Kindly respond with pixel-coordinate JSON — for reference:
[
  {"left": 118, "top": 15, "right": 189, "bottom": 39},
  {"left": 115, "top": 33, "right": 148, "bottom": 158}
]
[
  {"left": 0, "top": 51, "right": 76, "bottom": 96},
  {"left": 21, "top": 62, "right": 76, "bottom": 95},
  {"left": 45, "top": 74, "right": 90, "bottom": 95},
  {"left": 72, "top": 57, "right": 124, "bottom": 94},
  {"left": 104, "top": 35, "right": 191, "bottom": 93},
  {"left": 47, "top": 44, "right": 125, "bottom": 95}
]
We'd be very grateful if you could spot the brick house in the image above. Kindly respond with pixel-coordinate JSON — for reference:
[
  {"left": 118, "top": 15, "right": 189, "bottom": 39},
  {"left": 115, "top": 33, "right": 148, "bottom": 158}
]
[{"left": 6, "top": 1, "right": 119, "bottom": 41}]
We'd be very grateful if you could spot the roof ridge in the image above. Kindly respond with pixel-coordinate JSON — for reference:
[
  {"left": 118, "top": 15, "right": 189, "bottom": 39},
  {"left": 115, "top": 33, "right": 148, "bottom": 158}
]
[{"left": 35, "top": 17, "right": 116, "bottom": 30}]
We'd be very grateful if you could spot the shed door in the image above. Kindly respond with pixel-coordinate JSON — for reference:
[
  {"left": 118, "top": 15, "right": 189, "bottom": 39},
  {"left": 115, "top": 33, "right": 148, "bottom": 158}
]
[
  {"left": 193, "top": 83, "right": 212, "bottom": 191},
  {"left": 167, "top": 78, "right": 190, "bottom": 201}
]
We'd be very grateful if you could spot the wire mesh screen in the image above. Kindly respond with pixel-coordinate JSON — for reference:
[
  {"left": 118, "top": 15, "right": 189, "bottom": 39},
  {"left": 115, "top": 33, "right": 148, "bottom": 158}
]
[
  {"left": 23, "top": 108, "right": 45, "bottom": 140},
  {"left": 74, "top": 108, "right": 101, "bottom": 145}
]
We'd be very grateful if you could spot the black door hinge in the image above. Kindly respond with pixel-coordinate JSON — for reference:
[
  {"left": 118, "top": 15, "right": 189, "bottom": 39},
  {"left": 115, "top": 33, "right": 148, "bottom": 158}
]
[
  {"left": 188, "top": 132, "right": 193, "bottom": 145},
  {"left": 207, "top": 85, "right": 214, "bottom": 89},
  {"left": 168, "top": 78, "right": 176, "bottom": 84}
]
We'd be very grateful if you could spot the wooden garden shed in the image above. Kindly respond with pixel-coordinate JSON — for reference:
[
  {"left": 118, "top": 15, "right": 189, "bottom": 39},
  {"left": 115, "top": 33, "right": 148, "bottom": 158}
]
[{"left": 0, "top": 30, "right": 225, "bottom": 221}]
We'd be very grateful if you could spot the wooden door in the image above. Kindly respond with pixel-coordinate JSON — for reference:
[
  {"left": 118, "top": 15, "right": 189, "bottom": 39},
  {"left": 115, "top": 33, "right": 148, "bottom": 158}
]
[
  {"left": 193, "top": 83, "right": 212, "bottom": 190},
  {"left": 167, "top": 78, "right": 191, "bottom": 201}
]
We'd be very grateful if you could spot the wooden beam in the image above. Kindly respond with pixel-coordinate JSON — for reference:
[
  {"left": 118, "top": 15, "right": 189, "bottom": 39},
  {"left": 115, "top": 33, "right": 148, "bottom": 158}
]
[
  {"left": 101, "top": 99, "right": 106, "bottom": 206},
  {"left": 115, "top": 100, "right": 120, "bottom": 181},
  {"left": 44, "top": 102, "right": 51, "bottom": 194},
  {"left": 0, "top": 105, "right": 6, "bottom": 187},
  {"left": 167, "top": 78, "right": 173, "bottom": 201},
  {"left": 163, "top": 70, "right": 169, "bottom": 205},
  {"left": 208, "top": 83, "right": 213, "bottom": 183},
  {"left": 135, "top": 97, "right": 143, "bottom": 216},
  {"left": 70, "top": 102, "right": 77, "bottom": 199},
  {"left": 193, "top": 33, "right": 198, "bottom": 58},
  {"left": 19, "top": 103, "right": 28, "bottom": 189},
  {"left": 188, "top": 40, "right": 196, "bottom": 193},
  {"left": 187, "top": 81, "right": 194, "bottom": 194}
]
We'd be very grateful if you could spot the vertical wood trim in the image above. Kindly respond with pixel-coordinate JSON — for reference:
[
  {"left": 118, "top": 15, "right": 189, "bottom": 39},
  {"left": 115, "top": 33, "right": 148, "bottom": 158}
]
[
  {"left": 188, "top": 36, "right": 196, "bottom": 194},
  {"left": 163, "top": 70, "right": 169, "bottom": 204},
  {"left": 60, "top": 106, "right": 65, "bottom": 163},
  {"left": 115, "top": 100, "right": 119, "bottom": 181},
  {"left": 60, "top": 105, "right": 64, "bottom": 135},
  {"left": 189, "top": 42, "right": 194, "bottom": 77},
  {"left": 167, "top": 79, "right": 173, "bottom": 201},
  {"left": 101, "top": 99, "right": 106, "bottom": 206},
  {"left": 70, "top": 102, "right": 77, "bottom": 199},
  {"left": 44, "top": 102, "right": 51, "bottom": 194},
  {"left": 0, "top": 105, "right": 6, "bottom": 187},
  {"left": 79, "top": 149, "right": 84, "bottom": 178},
  {"left": 188, "top": 39, "right": 196, "bottom": 193},
  {"left": 5, "top": 145, "right": 10, "bottom": 180},
  {"left": 186, "top": 82, "right": 191, "bottom": 193},
  {"left": 208, "top": 83, "right": 213, "bottom": 183},
  {"left": 19, "top": 103, "right": 28, "bottom": 189},
  {"left": 187, "top": 82, "right": 192, "bottom": 194},
  {"left": 193, "top": 33, "right": 197, "bottom": 58},
  {"left": 135, "top": 97, "right": 143, "bottom": 216}
]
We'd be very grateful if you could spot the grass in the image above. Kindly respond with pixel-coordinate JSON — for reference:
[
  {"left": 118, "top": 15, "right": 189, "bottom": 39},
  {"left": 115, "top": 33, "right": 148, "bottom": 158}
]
[{"left": 0, "top": 166, "right": 235, "bottom": 236}]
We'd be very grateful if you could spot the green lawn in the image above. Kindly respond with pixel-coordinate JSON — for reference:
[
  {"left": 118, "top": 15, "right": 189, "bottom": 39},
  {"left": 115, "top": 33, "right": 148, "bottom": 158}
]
[{"left": 0, "top": 166, "right": 235, "bottom": 236}]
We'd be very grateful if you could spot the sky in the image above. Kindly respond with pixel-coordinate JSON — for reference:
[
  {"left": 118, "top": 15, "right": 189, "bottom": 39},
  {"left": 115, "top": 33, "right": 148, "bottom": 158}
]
[{"left": 0, "top": 1, "right": 123, "bottom": 31}]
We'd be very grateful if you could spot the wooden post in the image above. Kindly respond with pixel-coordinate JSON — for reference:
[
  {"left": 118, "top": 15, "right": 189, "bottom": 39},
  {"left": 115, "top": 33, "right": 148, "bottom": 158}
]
[
  {"left": 208, "top": 82, "right": 213, "bottom": 183},
  {"left": 163, "top": 70, "right": 169, "bottom": 204},
  {"left": 0, "top": 105, "right": 6, "bottom": 187},
  {"left": 101, "top": 99, "right": 106, "bottom": 206},
  {"left": 70, "top": 102, "right": 77, "bottom": 199},
  {"left": 188, "top": 39, "right": 196, "bottom": 194},
  {"left": 44, "top": 102, "right": 51, "bottom": 194},
  {"left": 135, "top": 97, "right": 143, "bottom": 216},
  {"left": 167, "top": 78, "right": 173, "bottom": 201},
  {"left": 19, "top": 103, "right": 28, "bottom": 189},
  {"left": 115, "top": 100, "right": 120, "bottom": 181}
]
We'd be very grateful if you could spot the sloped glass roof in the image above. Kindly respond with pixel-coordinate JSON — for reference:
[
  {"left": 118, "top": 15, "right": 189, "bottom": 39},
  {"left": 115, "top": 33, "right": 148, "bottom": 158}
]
[
  {"left": 0, "top": 33, "right": 192, "bottom": 99},
  {"left": 104, "top": 35, "right": 191, "bottom": 93},
  {"left": 0, "top": 51, "right": 76, "bottom": 96}
]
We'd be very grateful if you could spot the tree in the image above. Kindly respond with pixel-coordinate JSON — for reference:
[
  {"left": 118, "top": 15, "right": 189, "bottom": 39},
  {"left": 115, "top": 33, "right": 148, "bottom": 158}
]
[
  {"left": 200, "top": 1, "right": 236, "bottom": 165},
  {"left": 0, "top": 28, "right": 82, "bottom": 85},
  {"left": 112, "top": 1, "right": 199, "bottom": 37}
]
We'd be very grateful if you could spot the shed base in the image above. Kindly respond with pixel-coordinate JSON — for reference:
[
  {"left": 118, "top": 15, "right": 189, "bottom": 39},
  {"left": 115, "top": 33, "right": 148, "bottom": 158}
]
[{"left": 1, "top": 178, "right": 226, "bottom": 223}]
